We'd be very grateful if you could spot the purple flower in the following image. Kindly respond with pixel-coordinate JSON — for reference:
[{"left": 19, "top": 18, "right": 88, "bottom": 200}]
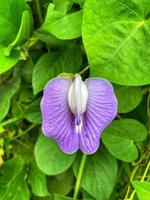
[{"left": 41, "top": 74, "right": 117, "bottom": 154}]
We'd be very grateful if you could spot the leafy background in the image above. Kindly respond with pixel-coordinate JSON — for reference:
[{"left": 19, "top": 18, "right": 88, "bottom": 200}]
[{"left": 0, "top": 0, "right": 150, "bottom": 200}]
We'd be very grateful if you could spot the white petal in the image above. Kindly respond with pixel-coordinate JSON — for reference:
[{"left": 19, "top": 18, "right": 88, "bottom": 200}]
[{"left": 68, "top": 74, "right": 88, "bottom": 114}]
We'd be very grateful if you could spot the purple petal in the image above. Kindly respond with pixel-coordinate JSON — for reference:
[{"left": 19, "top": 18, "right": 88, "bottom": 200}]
[
  {"left": 79, "top": 78, "right": 118, "bottom": 154},
  {"left": 41, "top": 78, "right": 79, "bottom": 154}
]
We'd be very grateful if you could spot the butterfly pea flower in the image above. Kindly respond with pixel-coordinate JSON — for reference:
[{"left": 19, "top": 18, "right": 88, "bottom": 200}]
[{"left": 41, "top": 74, "right": 117, "bottom": 154}]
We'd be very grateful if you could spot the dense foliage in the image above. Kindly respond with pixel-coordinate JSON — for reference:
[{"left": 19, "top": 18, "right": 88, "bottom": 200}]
[{"left": 0, "top": 0, "right": 150, "bottom": 200}]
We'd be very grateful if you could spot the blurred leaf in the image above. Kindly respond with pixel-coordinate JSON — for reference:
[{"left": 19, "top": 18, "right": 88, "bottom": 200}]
[
  {"left": 4, "top": 10, "right": 33, "bottom": 56},
  {"left": 73, "top": 148, "right": 118, "bottom": 200},
  {"left": 82, "top": 191, "right": 96, "bottom": 200},
  {"left": 0, "top": 76, "right": 21, "bottom": 121},
  {"left": 127, "top": 95, "right": 148, "bottom": 124},
  {"left": 102, "top": 119, "right": 147, "bottom": 162},
  {"left": 0, "top": 0, "right": 30, "bottom": 45},
  {"left": 49, "top": 169, "right": 74, "bottom": 195},
  {"left": 0, "top": 47, "right": 20, "bottom": 74},
  {"left": 34, "top": 135, "right": 76, "bottom": 175},
  {"left": 28, "top": 160, "right": 50, "bottom": 197},
  {"left": 11, "top": 87, "right": 33, "bottom": 119},
  {"left": 115, "top": 86, "right": 143, "bottom": 113},
  {"left": 31, "top": 197, "right": 51, "bottom": 200},
  {"left": 19, "top": 88, "right": 34, "bottom": 103},
  {"left": 132, "top": 181, "right": 150, "bottom": 200},
  {"left": 0, "top": 157, "right": 24, "bottom": 198},
  {"left": 20, "top": 59, "right": 35, "bottom": 84},
  {"left": 83, "top": 0, "right": 150, "bottom": 85},
  {"left": 54, "top": 194, "right": 75, "bottom": 200},
  {"left": 32, "top": 43, "right": 82, "bottom": 94},
  {"left": 13, "top": 139, "right": 34, "bottom": 163},
  {"left": 24, "top": 98, "right": 41, "bottom": 124}
]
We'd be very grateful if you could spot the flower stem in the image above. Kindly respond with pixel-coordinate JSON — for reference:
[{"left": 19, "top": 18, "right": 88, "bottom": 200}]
[
  {"left": 73, "top": 154, "right": 87, "bottom": 199},
  {"left": 79, "top": 66, "right": 90, "bottom": 75}
]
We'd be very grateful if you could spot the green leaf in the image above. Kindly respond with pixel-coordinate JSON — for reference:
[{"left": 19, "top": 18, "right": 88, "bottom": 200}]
[
  {"left": 36, "top": 31, "right": 71, "bottom": 46},
  {"left": 40, "top": 4, "right": 82, "bottom": 40},
  {"left": 0, "top": 156, "right": 24, "bottom": 179},
  {"left": 132, "top": 181, "right": 150, "bottom": 200},
  {"left": 34, "top": 135, "right": 76, "bottom": 175},
  {"left": 102, "top": 119, "right": 147, "bottom": 162},
  {"left": 4, "top": 10, "right": 33, "bottom": 56},
  {"left": 19, "top": 59, "right": 35, "bottom": 84},
  {"left": 49, "top": 169, "right": 74, "bottom": 195},
  {"left": 28, "top": 161, "right": 50, "bottom": 197},
  {"left": 1, "top": 169, "right": 30, "bottom": 200},
  {"left": 83, "top": 0, "right": 150, "bottom": 85},
  {"left": 37, "top": 3, "right": 73, "bottom": 43},
  {"left": 54, "top": 194, "right": 75, "bottom": 200},
  {"left": 40, "top": 3, "right": 64, "bottom": 30},
  {"left": 0, "top": 157, "right": 25, "bottom": 199},
  {"left": 115, "top": 86, "right": 143, "bottom": 113},
  {"left": 54, "top": 0, "right": 73, "bottom": 14},
  {"left": 0, "top": 0, "right": 30, "bottom": 45},
  {"left": 44, "top": 11, "right": 82, "bottom": 40},
  {"left": 82, "top": 191, "right": 96, "bottom": 200},
  {"left": 0, "top": 76, "right": 21, "bottom": 121},
  {"left": 0, "top": 157, "right": 23, "bottom": 197},
  {"left": 32, "top": 43, "right": 82, "bottom": 94},
  {"left": 0, "top": 47, "right": 20, "bottom": 74},
  {"left": 24, "top": 98, "right": 41, "bottom": 124},
  {"left": 73, "top": 148, "right": 118, "bottom": 200}
]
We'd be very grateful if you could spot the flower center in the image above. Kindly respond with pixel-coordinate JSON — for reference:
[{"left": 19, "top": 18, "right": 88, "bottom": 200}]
[
  {"left": 68, "top": 74, "right": 88, "bottom": 115},
  {"left": 75, "top": 114, "right": 83, "bottom": 134}
]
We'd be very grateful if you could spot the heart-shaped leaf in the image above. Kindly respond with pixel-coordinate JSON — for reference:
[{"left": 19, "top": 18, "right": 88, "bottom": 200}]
[{"left": 102, "top": 119, "right": 147, "bottom": 162}]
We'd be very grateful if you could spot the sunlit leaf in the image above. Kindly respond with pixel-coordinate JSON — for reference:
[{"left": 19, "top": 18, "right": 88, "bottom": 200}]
[
  {"left": 40, "top": 3, "right": 82, "bottom": 40},
  {"left": 132, "top": 181, "right": 150, "bottom": 200},
  {"left": 0, "top": 47, "right": 20, "bottom": 74},
  {"left": 83, "top": 0, "right": 150, "bottom": 85},
  {"left": 4, "top": 10, "right": 33, "bottom": 56}
]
